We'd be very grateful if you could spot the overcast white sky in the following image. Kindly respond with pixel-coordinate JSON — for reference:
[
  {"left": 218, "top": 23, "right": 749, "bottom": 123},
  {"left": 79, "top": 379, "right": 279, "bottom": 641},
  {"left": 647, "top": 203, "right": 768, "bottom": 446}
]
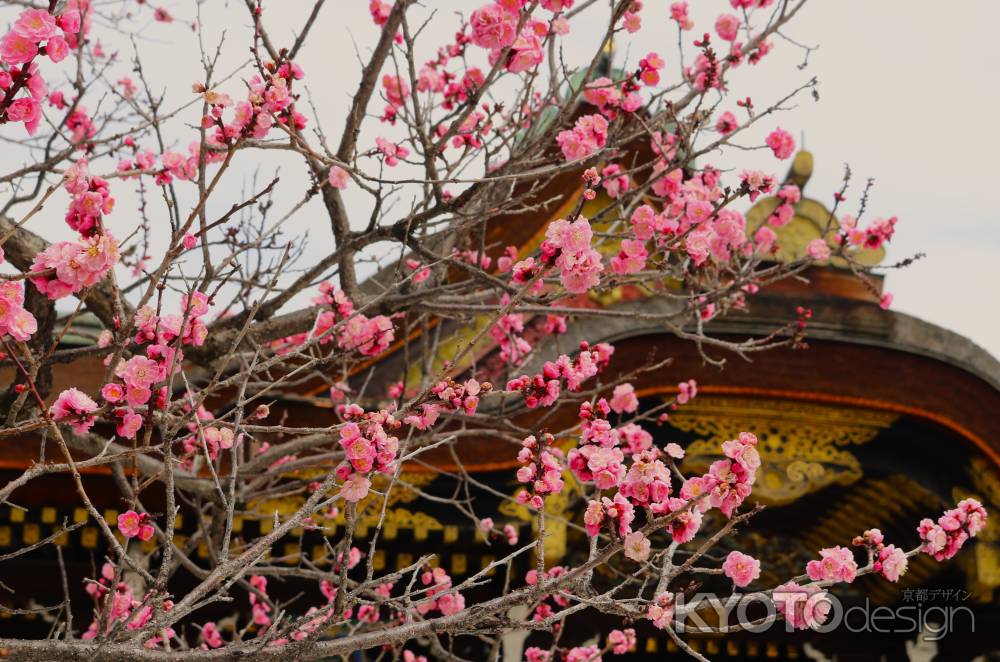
[{"left": 4, "top": 1, "right": 998, "bottom": 358}]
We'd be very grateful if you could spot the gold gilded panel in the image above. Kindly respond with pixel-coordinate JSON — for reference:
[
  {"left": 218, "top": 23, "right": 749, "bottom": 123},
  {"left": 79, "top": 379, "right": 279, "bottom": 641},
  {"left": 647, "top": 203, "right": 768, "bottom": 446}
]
[
  {"left": 954, "top": 458, "right": 1000, "bottom": 594},
  {"left": 674, "top": 397, "right": 897, "bottom": 505},
  {"left": 499, "top": 487, "right": 571, "bottom": 562}
]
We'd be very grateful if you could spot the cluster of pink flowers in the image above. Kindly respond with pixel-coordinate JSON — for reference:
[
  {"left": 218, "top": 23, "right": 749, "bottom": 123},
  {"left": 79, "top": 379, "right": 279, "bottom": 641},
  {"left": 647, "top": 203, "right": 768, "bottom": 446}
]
[
  {"left": 132, "top": 293, "right": 211, "bottom": 352},
  {"left": 453, "top": 248, "right": 493, "bottom": 271},
  {"left": 570, "top": 400, "right": 628, "bottom": 490},
  {"left": 563, "top": 646, "right": 602, "bottom": 662},
  {"left": 628, "top": 164, "right": 785, "bottom": 272},
  {"left": 600, "top": 163, "right": 630, "bottom": 199},
  {"left": 49, "top": 387, "right": 99, "bottom": 434},
  {"left": 0, "top": 281, "right": 38, "bottom": 342},
  {"left": 582, "top": 77, "right": 643, "bottom": 117},
  {"left": 772, "top": 581, "right": 830, "bottom": 630},
  {"left": 29, "top": 159, "right": 117, "bottom": 294},
  {"left": 723, "top": 550, "right": 761, "bottom": 587},
  {"left": 30, "top": 232, "right": 119, "bottom": 301},
  {"left": 338, "top": 312, "right": 395, "bottom": 356},
  {"left": 524, "top": 565, "right": 572, "bottom": 626},
  {"left": 628, "top": 204, "right": 667, "bottom": 241},
  {"left": 478, "top": 517, "right": 519, "bottom": 546},
  {"left": 676, "top": 379, "right": 698, "bottom": 404},
  {"left": 199, "top": 622, "right": 223, "bottom": 649},
  {"left": 685, "top": 208, "right": 749, "bottom": 266},
  {"left": 731, "top": 0, "right": 776, "bottom": 9},
  {"left": 538, "top": 216, "right": 603, "bottom": 293},
  {"left": 248, "top": 575, "right": 273, "bottom": 627},
  {"left": 404, "top": 258, "right": 431, "bottom": 284},
  {"left": 619, "top": 422, "right": 655, "bottom": 455},
  {"left": 670, "top": 2, "right": 693, "bottom": 30},
  {"left": 686, "top": 50, "right": 722, "bottom": 92},
  {"left": 1, "top": 9, "right": 73, "bottom": 65},
  {"left": 490, "top": 300, "right": 532, "bottom": 364},
  {"left": 848, "top": 528, "right": 909, "bottom": 582},
  {"left": 916, "top": 498, "right": 987, "bottom": 561},
  {"left": 607, "top": 628, "right": 636, "bottom": 654},
  {"left": 582, "top": 77, "right": 622, "bottom": 112},
  {"left": 65, "top": 104, "right": 97, "bottom": 143},
  {"left": 467, "top": 2, "right": 555, "bottom": 75},
  {"left": 117, "top": 509, "right": 155, "bottom": 541},
  {"left": 271, "top": 282, "right": 395, "bottom": 358},
  {"left": 765, "top": 127, "right": 796, "bottom": 159},
  {"left": 328, "top": 165, "right": 349, "bottom": 190},
  {"left": 63, "top": 159, "right": 115, "bottom": 236},
  {"left": 610, "top": 238, "right": 647, "bottom": 275},
  {"left": 113, "top": 356, "right": 167, "bottom": 407},
  {"left": 381, "top": 73, "right": 409, "bottom": 113},
  {"left": 488, "top": 26, "right": 544, "bottom": 75},
  {"left": 584, "top": 493, "right": 634, "bottom": 538},
  {"left": 805, "top": 545, "right": 858, "bottom": 583},
  {"left": 716, "top": 110, "right": 738, "bottom": 134},
  {"left": 739, "top": 169, "right": 776, "bottom": 202},
  {"left": 505, "top": 341, "right": 614, "bottom": 408},
  {"left": 416, "top": 567, "right": 466, "bottom": 616},
  {"left": 621, "top": 1, "right": 643, "bottom": 33},
  {"left": 807, "top": 237, "right": 832, "bottom": 261},
  {"left": 622, "top": 450, "right": 682, "bottom": 515},
  {"left": 468, "top": 3, "right": 518, "bottom": 51},
  {"left": 108, "top": 294, "right": 214, "bottom": 444},
  {"left": 875, "top": 544, "right": 908, "bottom": 583},
  {"left": 662, "top": 495, "right": 703, "bottom": 544},
  {"left": 556, "top": 114, "right": 608, "bottom": 162},
  {"left": 180, "top": 424, "right": 237, "bottom": 459},
  {"left": 200, "top": 60, "right": 306, "bottom": 145},
  {"left": 419, "top": 61, "right": 485, "bottom": 113},
  {"left": 646, "top": 592, "right": 676, "bottom": 630},
  {"left": 638, "top": 52, "right": 665, "bottom": 87},
  {"left": 336, "top": 408, "right": 400, "bottom": 502},
  {"left": 1, "top": 7, "right": 82, "bottom": 134},
  {"left": 765, "top": 184, "right": 801, "bottom": 228},
  {"left": 156, "top": 146, "right": 206, "bottom": 184},
  {"left": 405, "top": 378, "right": 488, "bottom": 430},
  {"left": 81, "top": 562, "right": 175, "bottom": 646},
  {"left": 839, "top": 214, "right": 898, "bottom": 251},
  {"left": 115, "top": 137, "right": 202, "bottom": 184},
  {"left": 609, "top": 383, "right": 638, "bottom": 414},
  {"left": 515, "top": 433, "right": 565, "bottom": 508},
  {"left": 374, "top": 135, "right": 410, "bottom": 166},
  {"left": 369, "top": 0, "right": 392, "bottom": 26},
  {"left": 680, "top": 431, "right": 760, "bottom": 518},
  {"left": 715, "top": 13, "right": 741, "bottom": 41}
]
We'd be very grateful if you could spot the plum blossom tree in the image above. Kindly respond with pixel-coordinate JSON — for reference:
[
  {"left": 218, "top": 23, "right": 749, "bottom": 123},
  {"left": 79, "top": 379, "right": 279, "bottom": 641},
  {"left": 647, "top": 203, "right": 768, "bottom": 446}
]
[{"left": 0, "top": 0, "right": 985, "bottom": 660}]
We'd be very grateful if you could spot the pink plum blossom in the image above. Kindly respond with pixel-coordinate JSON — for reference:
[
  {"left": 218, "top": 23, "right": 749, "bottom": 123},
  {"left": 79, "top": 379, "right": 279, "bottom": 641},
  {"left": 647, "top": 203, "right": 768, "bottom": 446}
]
[
  {"left": 765, "top": 127, "right": 796, "bottom": 159},
  {"left": 773, "top": 582, "right": 830, "bottom": 630},
  {"left": 340, "top": 473, "right": 372, "bottom": 502},
  {"left": 50, "top": 387, "right": 98, "bottom": 434},
  {"left": 723, "top": 550, "right": 761, "bottom": 587},
  {"left": 806, "top": 546, "right": 857, "bottom": 583},
  {"left": 609, "top": 383, "right": 638, "bottom": 414},
  {"left": 623, "top": 531, "right": 651, "bottom": 562}
]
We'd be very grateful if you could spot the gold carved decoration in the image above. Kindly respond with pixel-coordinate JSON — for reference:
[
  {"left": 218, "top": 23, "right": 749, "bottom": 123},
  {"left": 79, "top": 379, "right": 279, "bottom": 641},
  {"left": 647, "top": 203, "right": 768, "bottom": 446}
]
[
  {"left": 953, "top": 458, "right": 1000, "bottom": 597},
  {"left": 499, "top": 487, "right": 571, "bottom": 563},
  {"left": 745, "top": 150, "right": 885, "bottom": 268},
  {"left": 674, "top": 397, "right": 897, "bottom": 505}
]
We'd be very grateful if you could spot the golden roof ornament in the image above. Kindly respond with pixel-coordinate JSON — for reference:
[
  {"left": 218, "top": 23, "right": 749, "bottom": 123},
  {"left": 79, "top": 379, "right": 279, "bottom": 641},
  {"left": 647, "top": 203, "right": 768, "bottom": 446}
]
[{"left": 745, "top": 150, "right": 886, "bottom": 268}]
